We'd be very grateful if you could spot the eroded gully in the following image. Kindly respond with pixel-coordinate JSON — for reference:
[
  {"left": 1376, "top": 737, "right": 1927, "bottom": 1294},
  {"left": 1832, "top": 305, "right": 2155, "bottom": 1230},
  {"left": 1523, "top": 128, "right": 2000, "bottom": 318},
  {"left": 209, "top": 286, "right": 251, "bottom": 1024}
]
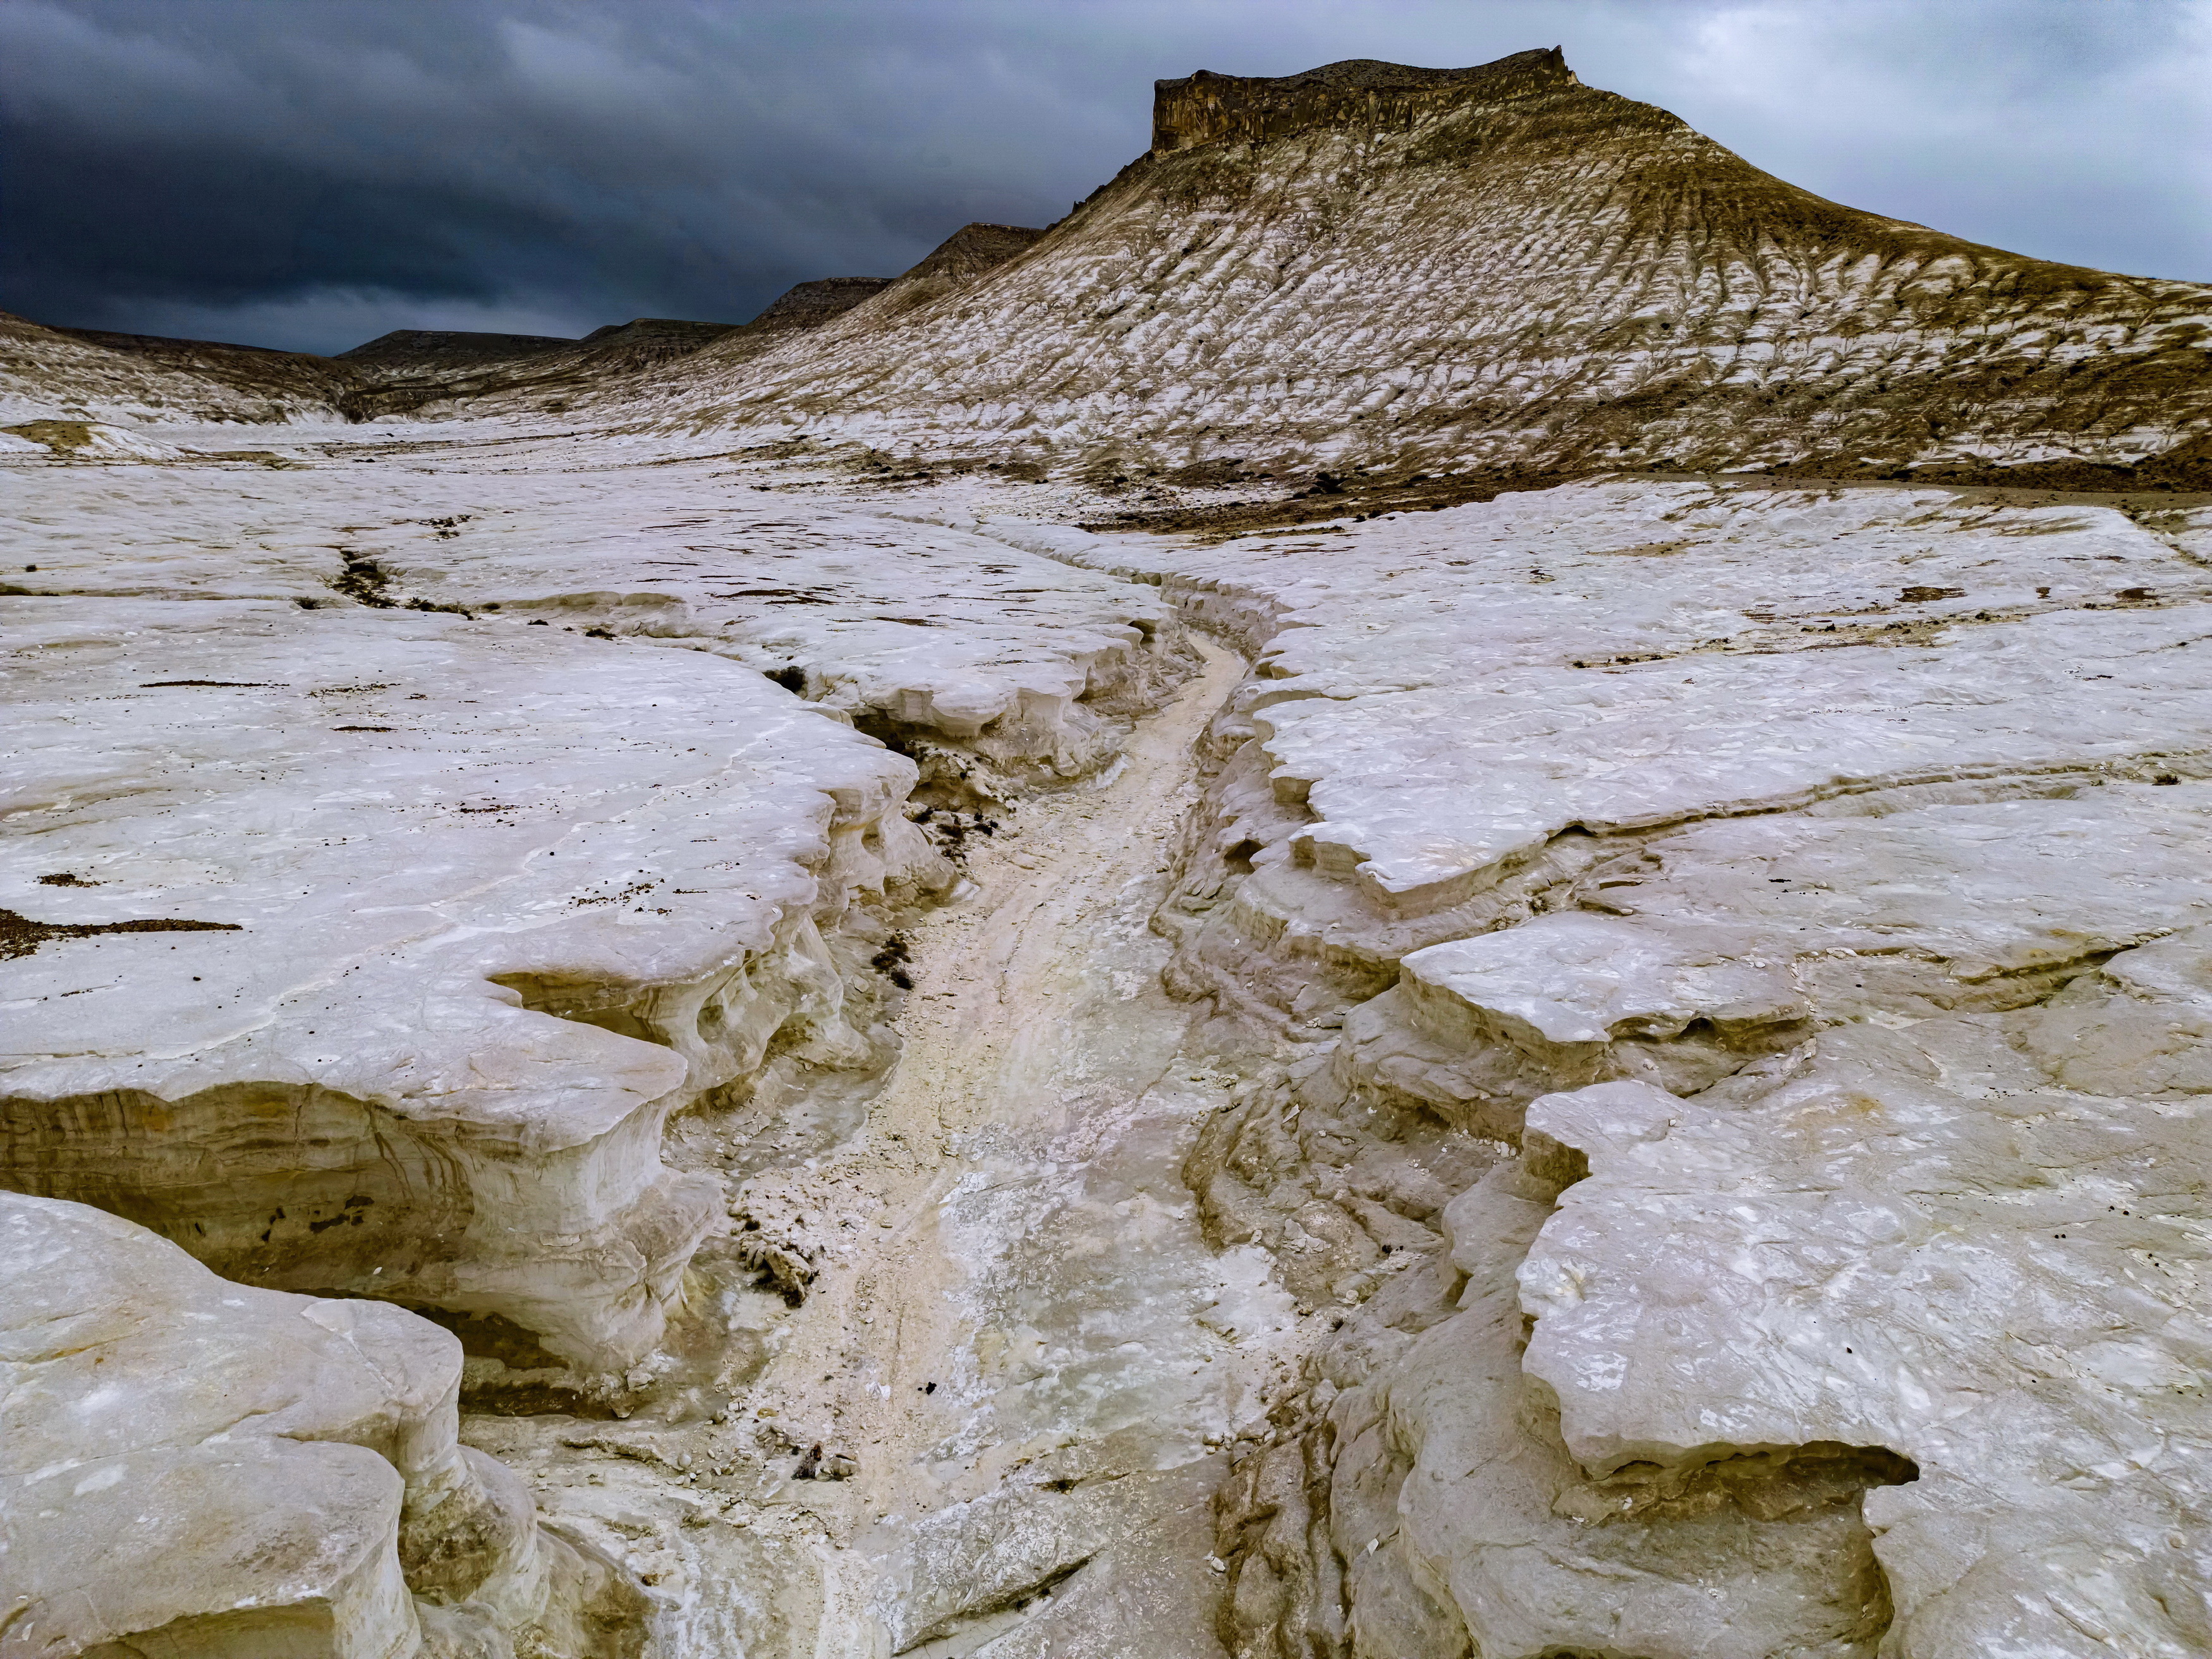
[{"left": 469, "top": 635, "right": 1296, "bottom": 1657}]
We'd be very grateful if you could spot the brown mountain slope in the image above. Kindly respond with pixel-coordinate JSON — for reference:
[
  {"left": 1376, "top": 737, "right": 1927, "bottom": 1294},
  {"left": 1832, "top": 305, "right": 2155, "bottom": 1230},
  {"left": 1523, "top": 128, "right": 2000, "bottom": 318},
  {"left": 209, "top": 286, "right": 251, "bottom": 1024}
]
[
  {"left": 750, "top": 277, "right": 897, "bottom": 332},
  {"left": 0, "top": 310, "right": 355, "bottom": 424},
  {"left": 50, "top": 326, "right": 357, "bottom": 407},
  {"left": 638, "top": 49, "right": 2212, "bottom": 489},
  {"left": 437, "top": 223, "right": 1051, "bottom": 423},
  {"left": 334, "top": 327, "right": 582, "bottom": 370},
  {"left": 329, "top": 278, "right": 896, "bottom": 421},
  {"left": 863, "top": 222, "right": 1048, "bottom": 321},
  {"left": 332, "top": 317, "right": 751, "bottom": 420},
  {"left": 325, "top": 226, "right": 1047, "bottom": 421}
]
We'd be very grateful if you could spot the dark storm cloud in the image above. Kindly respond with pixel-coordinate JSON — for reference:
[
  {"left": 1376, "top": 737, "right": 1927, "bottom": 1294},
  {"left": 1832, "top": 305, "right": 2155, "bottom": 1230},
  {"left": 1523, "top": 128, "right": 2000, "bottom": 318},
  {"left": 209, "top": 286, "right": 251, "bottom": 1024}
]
[{"left": 3, "top": 0, "right": 2205, "bottom": 355}]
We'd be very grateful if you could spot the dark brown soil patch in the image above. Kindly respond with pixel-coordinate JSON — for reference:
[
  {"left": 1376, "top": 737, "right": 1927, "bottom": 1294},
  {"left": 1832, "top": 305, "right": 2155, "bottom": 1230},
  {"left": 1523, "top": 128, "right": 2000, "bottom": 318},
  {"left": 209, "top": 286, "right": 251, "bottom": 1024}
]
[
  {"left": 1, "top": 909, "right": 243, "bottom": 961},
  {"left": 1083, "top": 465, "right": 2212, "bottom": 544}
]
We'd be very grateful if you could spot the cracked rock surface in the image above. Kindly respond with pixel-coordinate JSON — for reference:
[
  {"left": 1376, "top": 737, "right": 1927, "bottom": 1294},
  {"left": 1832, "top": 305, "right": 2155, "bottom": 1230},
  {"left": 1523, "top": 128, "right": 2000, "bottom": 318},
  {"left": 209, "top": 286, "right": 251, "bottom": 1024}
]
[
  {"left": 1038, "top": 477, "right": 2212, "bottom": 1659},
  {"left": 7, "top": 416, "right": 2212, "bottom": 1657},
  {"left": 2, "top": 592, "right": 952, "bottom": 1372}
]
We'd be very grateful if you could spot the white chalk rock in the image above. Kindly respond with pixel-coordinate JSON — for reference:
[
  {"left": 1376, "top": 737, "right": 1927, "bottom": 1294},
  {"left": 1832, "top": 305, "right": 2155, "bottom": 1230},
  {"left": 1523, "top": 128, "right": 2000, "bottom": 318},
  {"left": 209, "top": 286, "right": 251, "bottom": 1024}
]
[
  {"left": 0, "top": 1191, "right": 644, "bottom": 1658},
  {"left": 1079, "top": 478, "right": 2212, "bottom": 1036},
  {"left": 1, "top": 596, "right": 944, "bottom": 1366},
  {"left": 1517, "top": 1015, "right": 2212, "bottom": 1658},
  {"left": 2019, "top": 924, "right": 2212, "bottom": 1098},
  {"left": 1403, "top": 914, "right": 1801, "bottom": 1050},
  {"left": 1102, "top": 478, "right": 2212, "bottom": 1656},
  {"left": 1519, "top": 1076, "right": 1684, "bottom": 1188},
  {"left": 1338, "top": 915, "right": 1806, "bottom": 1130},
  {"left": 1363, "top": 1166, "right": 1900, "bottom": 1659},
  {"left": 1, "top": 461, "right": 1191, "bottom": 793},
  {"left": 1583, "top": 789, "right": 2212, "bottom": 1016}
]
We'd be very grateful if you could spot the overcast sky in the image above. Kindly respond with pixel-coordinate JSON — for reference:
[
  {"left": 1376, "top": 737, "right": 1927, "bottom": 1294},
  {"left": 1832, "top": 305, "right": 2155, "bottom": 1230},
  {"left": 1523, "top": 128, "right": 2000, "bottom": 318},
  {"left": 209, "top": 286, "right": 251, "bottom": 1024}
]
[{"left": 4, "top": 0, "right": 2206, "bottom": 355}]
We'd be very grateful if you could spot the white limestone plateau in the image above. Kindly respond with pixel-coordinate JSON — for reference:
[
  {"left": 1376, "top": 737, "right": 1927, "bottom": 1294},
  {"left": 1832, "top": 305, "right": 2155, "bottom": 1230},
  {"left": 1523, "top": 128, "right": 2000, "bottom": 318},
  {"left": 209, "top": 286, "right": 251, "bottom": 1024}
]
[
  {"left": 8, "top": 415, "right": 2208, "bottom": 1656},
  {"left": 0, "top": 454, "right": 1189, "bottom": 799},
  {"left": 1103, "top": 481, "right": 2212, "bottom": 1658},
  {"left": 6, "top": 41, "right": 2212, "bottom": 1659},
  {"left": 1, "top": 589, "right": 951, "bottom": 1370}
]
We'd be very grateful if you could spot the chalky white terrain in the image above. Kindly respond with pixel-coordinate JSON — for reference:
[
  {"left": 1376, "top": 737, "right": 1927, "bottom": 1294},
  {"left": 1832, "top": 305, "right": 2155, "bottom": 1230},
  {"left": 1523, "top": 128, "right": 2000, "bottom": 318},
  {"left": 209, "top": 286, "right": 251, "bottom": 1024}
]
[{"left": 5, "top": 46, "right": 2211, "bottom": 1659}]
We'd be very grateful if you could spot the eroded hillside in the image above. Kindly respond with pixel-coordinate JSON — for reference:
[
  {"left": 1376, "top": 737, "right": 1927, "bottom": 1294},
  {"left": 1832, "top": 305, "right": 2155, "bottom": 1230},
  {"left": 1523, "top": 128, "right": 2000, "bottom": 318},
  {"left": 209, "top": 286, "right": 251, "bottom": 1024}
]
[{"left": 636, "top": 49, "right": 2212, "bottom": 491}]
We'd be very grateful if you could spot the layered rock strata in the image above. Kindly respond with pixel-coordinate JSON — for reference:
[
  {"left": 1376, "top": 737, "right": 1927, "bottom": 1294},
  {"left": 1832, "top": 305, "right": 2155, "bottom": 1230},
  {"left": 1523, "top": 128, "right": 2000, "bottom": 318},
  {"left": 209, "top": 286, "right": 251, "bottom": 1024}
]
[
  {"left": 745, "top": 277, "right": 897, "bottom": 333},
  {"left": 384, "top": 224, "right": 1047, "bottom": 425},
  {"left": 333, "top": 319, "right": 761, "bottom": 423},
  {"left": 987, "top": 477, "right": 2212, "bottom": 1657},
  {"left": 1, "top": 594, "right": 947, "bottom": 1370},
  {"left": 0, "top": 310, "right": 741, "bottom": 428},
  {"left": 0, "top": 218, "right": 1030, "bottom": 428}
]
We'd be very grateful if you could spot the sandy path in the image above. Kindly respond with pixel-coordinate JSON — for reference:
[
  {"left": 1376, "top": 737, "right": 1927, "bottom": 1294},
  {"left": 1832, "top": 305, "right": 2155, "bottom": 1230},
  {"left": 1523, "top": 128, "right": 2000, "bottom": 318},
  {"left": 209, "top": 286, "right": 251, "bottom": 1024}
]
[
  {"left": 727, "top": 633, "right": 1271, "bottom": 1650},
  {"left": 468, "top": 634, "right": 1277, "bottom": 1656}
]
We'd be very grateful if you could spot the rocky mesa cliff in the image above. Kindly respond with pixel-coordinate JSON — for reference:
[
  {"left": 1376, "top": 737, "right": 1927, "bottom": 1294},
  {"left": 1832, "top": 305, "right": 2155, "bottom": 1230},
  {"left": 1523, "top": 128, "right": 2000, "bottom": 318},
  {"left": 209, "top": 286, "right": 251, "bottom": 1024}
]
[{"left": 636, "top": 48, "right": 2211, "bottom": 491}]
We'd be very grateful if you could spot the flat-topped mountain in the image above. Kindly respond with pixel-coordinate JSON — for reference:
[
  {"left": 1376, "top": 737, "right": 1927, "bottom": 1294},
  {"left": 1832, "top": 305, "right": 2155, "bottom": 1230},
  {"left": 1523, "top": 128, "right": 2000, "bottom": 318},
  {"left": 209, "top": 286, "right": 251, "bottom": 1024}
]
[
  {"left": 640, "top": 48, "right": 2210, "bottom": 489},
  {"left": 1151, "top": 47, "right": 1578, "bottom": 151}
]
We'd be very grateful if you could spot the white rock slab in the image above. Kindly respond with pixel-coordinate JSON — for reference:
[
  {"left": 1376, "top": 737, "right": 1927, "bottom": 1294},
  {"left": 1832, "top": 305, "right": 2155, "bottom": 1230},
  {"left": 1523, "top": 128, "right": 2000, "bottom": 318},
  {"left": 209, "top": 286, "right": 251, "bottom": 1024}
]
[
  {"left": 1265, "top": 598, "right": 2212, "bottom": 913},
  {"left": 0, "top": 454, "right": 1191, "bottom": 789},
  {"left": 1403, "top": 911, "right": 1804, "bottom": 1048},
  {"left": 1368, "top": 1164, "right": 1899, "bottom": 1659},
  {"left": 1, "top": 1191, "right": 639, "bottom": 1658},
  {"left": 1336, "top": 914, "right": 1806, "bottom": 1133},
  {"left": 1517, "top": 1005, "right": 2212, "bottom": 1658},
  {"left": 1, "top": 595, "right": 940, "bottom": 1366}
]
